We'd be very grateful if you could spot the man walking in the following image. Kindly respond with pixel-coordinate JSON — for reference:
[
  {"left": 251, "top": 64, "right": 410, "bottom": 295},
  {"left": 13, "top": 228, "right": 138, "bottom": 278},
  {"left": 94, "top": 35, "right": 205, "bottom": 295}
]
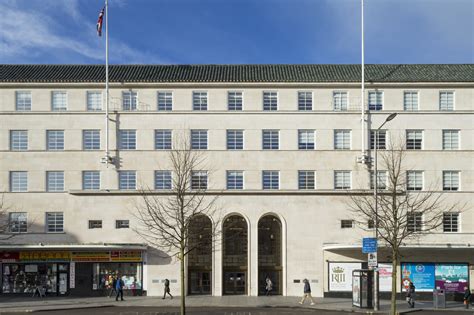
[
  {"left": 115, "top": 275, "right": 124, "bottom": 301},
  {"left": 299, "top": 279, "right": 315, "bottom": 305},
  {"left": 162, "top": 279, "right": 173, "bottom": 299}
]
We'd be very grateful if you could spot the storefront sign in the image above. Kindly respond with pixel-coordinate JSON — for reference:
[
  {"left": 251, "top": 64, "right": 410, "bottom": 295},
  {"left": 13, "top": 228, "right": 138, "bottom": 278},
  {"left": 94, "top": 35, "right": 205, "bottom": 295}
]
[
  {"left": 71, "top": 252, "right": 110, "bottom": 262},
  {"left": 111, "top": 251, "right": 142, "bottom": 262},
  {"left": 70, "top": 262, "right": 76, "bottom": 288},
  {"left": 329, "top": 262, "right": 362, "bottom": 291},
  {"left": 0, "top": 252, "right": 19, "bottom": 262},
  {"left": 401, "top": 263, "right": 435, "bottom": 292},
  {"left": 378, "top": 263, "right": 393, "bottom": 292},
  {"left": 435, "top": 264, "right": 468, "bottom": 293},
  {"left": 19, "top": 251, "right": 70, "bottom": 262}
]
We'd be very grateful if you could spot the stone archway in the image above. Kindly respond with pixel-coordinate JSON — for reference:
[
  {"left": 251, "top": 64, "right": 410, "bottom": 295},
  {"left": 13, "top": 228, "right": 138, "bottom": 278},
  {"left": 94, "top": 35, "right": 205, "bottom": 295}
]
[{"left": 258, "top": 214, "right": 282, "bottom": 295}]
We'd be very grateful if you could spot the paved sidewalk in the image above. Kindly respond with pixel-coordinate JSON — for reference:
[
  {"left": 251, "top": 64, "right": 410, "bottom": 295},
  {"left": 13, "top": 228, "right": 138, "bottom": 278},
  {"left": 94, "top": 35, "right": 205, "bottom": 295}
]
[{"left": 0, "top": 295, "right": 471, "bottom": 314}]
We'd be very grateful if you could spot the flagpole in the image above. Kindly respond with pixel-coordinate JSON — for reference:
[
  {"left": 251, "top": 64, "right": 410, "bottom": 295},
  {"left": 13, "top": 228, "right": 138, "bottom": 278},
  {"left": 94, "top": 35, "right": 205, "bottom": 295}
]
[{"left": 105, "top": 0, "right": 110, "bottom": 167}]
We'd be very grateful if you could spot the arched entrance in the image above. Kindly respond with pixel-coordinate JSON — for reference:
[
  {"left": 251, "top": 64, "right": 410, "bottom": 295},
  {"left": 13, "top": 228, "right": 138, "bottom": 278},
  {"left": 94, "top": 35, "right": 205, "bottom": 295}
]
[
  {"left": 222, "top": 215, "right": 248, "bottom": 295},
  {"left": 187, "top": 215, "right": 212, "bottom": 295},
  {"left": 258, "top": 215, "right": 282, "bottom": 295}
]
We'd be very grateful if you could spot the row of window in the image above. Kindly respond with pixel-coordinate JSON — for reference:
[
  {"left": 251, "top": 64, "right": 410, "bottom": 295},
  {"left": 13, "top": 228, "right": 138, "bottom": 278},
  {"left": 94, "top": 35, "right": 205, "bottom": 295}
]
[
  {"left": 8, "top": 170, "right": 461, "bottom": 192},
  {"left": 13, "top": 90, "right": 457, "bottom": 111},
  {"left": 340, "top": 212, "right": 461, "bottom": 232},
  {"left": 8, "top": 129, "right": 462, "bottom": 151}
]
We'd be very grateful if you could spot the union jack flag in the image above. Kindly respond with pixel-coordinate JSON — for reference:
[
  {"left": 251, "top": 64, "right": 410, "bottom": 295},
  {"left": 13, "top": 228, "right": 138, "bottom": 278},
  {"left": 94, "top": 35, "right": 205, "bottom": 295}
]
[{"left": 97, "top": 7, "right": 104, "bottom": 36}]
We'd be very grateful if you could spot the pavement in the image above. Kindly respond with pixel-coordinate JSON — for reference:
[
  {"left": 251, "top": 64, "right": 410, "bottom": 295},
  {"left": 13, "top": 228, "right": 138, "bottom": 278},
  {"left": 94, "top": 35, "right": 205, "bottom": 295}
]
[{"left": 0, "top": 295, "right": 472, "bottom": 314}]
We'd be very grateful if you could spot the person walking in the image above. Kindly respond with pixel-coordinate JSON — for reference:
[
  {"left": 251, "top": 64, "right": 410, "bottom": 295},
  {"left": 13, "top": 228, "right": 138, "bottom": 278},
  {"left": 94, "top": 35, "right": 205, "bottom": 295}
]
[
  {"left": 299, "top": 279, "right": 315, "bottom": 305},
  {"left": 115, "top": 275, "right": 124, "bottom": 301},
  {"left": 265, "top": 276, "right": 273, "bottom": 296},
  {"left": 108, "top": 275, "right": 117, "bottom": 298},
  {"left": 162, "top": 279, "right": 173, "bottom": 299},
  {"left": 464, "top": 286, "right": 472, "bottom": 309},
  {"left": 406, "top": 281, "right": 416, "bottom": 308}
]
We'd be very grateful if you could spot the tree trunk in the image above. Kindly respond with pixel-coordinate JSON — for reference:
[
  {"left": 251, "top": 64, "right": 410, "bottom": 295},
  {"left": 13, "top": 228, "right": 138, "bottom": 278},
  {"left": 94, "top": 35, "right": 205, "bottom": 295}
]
[
  {"left": 390, "top": 249, "right": 398, "bottom": 315},
  {"left": 180, "top": 246, "right": 186, "bottom": 315}
]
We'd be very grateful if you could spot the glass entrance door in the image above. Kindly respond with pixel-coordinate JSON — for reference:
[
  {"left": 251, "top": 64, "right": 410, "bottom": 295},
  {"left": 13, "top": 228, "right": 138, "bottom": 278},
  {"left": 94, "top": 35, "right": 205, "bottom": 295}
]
[
  {"left": 189, "top": 271, "right": 211, "bottom": 295},
  {"left": 223, "top": 272, "right": 246, "bottom": 295}
]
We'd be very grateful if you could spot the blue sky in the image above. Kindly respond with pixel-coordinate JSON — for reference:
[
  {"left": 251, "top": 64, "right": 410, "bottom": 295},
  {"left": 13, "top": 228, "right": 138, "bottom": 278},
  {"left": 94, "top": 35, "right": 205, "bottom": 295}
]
[{"left": 1, "top": 0, "right": 472, "bottom": 64}]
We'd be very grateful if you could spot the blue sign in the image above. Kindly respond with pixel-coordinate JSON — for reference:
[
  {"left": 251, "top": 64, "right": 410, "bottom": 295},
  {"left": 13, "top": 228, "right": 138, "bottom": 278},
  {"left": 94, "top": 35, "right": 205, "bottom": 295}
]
[
  {"left": 401, "top": 263, "right": 435, "bottom": 292},
  {"left": 362, "top": 238, "right": 377, "bottom": 253}
]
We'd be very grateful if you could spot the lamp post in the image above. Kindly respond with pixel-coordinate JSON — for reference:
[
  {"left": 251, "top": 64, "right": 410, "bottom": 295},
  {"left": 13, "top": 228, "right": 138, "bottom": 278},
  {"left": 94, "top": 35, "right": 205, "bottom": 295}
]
[{"left": 373, "top": 112, "right": 397, "bottom": 311}]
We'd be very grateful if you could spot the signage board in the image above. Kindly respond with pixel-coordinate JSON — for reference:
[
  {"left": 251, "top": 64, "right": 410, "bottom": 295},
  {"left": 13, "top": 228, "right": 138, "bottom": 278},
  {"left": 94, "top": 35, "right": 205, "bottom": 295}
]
[
  {"left": 111, "top": 251, "right": 142, "bottom": 262},
  {"left": 19, "top": 251, "right": 70, "bottom": 262},
  {"left": 435, "top": 264, "right": 468, "bottom": 293},
  {"left": 378, "top": 263, "right": 393, "bottom": 292},
  {"left": 401, "top": 263, "right": 435, "bottom": 292},
  {"left": 329, "top": 262, "right": 362, "bottom": 291},
  {"left": 362, "top": 238, "right": 377, "bottom": 253},
  {"left": 71, "top": 251, "right": 110, "bottom": 262},
  {"left": 368, "top": 253, "right": 377, "bottom": 269}
]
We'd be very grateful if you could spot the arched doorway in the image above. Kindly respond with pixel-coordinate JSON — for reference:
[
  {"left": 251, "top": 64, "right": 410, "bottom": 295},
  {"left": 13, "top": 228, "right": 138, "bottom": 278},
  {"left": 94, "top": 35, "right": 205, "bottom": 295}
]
[
  {"left": 222, "top": 215, "right": 248, "bottom": 295},
  {"left": 187, "top": 215, "right": 212, "bottom": 295},
  {"left": 258, "top": 215, "right": 282, "bottom": 295}
]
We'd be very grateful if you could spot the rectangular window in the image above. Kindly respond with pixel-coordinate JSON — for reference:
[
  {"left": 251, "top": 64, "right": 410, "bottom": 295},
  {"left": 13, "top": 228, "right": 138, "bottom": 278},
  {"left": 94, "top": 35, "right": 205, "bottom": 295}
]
[
  {"left": 155, "top": 130, "right": 172, "bottom": 150},
  {"left": 10, "top": 130, "right": 28, "bottom": 151},
  {"left": 439, "top": 91, "right": 454, "bottom": 111},
  {"left": 341, "top": 220, "right": 354, "bottom": 228},
  {"left": 87, "top": 91, "right": 102, "bottom": 111},
  {"left": 9, "top": 213, "right": 27, "bottom": 233},
  {"left": 406, "top": 130, "right": 423, "bottom": 150},
  {"left": 83, "top": 130, "right": 100, "bottom": 150},
  {"left": 370, "top": 130, "right": 386, "bottom": 149},
  {"left": 193, "top": 91, "right": 208, "bottom": 111},
  {"left": 46, "top": 212, "right": 64, "bottom": 233},
  {"left": 10, "top": 171, "right": 27, "bottom": 192},
  {"left": 47, "top": 171, "right": 65, "bottom": 192},
  {"left": 442, "top": 130, "right": 459, "bottom": 150},
  {"left": 47, "top": 130, "right": 65, "bottom": 151},
  {"left": 368, "top": 220, "right": 375, "bottom": 229},
  {"left": 368, "top": 91, "right": 383, "bottom": 110},
  {"left": 404, "top": 91, "right": 419, "bottom": 111},
  {"left": 298, "top": 130, "right": 315, "bottom": 150},
  {"left": 407, "top": 171, "right": 423, "bottom": 191},
  {"left": 262, "top": 130, "right": 279, "bottom": 150},
  {"left": 298, "top": 91, "right": 313, "bottom": 111},
  {"left": 370, "top": 170, "right": 387, "bottom": 190},
  {"left": 227, "top": 171, "right": 244, "bottom": 190},
  {"left": 116, "top": 220, "right": 130, "bottom": 229},
  {"left": 334, "top": 171, "right": 351, "bottom": 190},
  {"left": 333, "top": 91, "right": 348, "bottom": 111},
  {"left": 443, "top": 171, "right": 459, "bottom": 191},
  {"left": 443, "top": 213, "right": 459, "bottom": 232},
  {"left": 119, "top": 171, "right": 136, "bottom": 190},
  {"left": 16, "top": 91, "right": 32, "bottom": 111},
  {"left": 88, "top": 220, "right": 102, "bottom": 229},
  {"left": 119, "top": 130, "right": 137, "bottom": 150},
  {"left": 228, "top": 91, "right": 243, "bottom": 111},
  {"left": 407, "top": 212, "right": 422, "bottom": 232},
  {"left": 227, "top": 130, "right": 243, "bottom": 150},
  {"left": 191, "top": 171, "right": 208, "bottom": 190},
  {"left": 191, "top": 130, "right": 208, "bottom": 150},
  {"left": 298, "top": 171, "right": 315, "bottom": 190},
  {"left": 263, "top": 91, "right": 278, "bottom": 111},
  {"left": 334, "top": 130, "right": 351, "bottom": 150},
  {"left": 262, "top": 171, "right": 279, "bottom": 190},
  {"left": 51, "top": 91, "right": 67, "bottom": 111},
  {"left": 122, "top": 91, "right": 138, "bottom": 111},
  {"left": 155, "top": 171, "right": 172, "bottom": 190},
  {"left": 83, "top": 171, "right": 100, "bottom": 190},
  {"left": 157, "top": 92, "right": 173, "bottom": 111}
]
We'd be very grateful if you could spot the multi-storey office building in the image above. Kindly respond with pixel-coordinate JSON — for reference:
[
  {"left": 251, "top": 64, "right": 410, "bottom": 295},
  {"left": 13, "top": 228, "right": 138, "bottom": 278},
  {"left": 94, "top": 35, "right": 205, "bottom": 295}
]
[{"left": 0, "top": 64, "right": 473, "bottom": 297}]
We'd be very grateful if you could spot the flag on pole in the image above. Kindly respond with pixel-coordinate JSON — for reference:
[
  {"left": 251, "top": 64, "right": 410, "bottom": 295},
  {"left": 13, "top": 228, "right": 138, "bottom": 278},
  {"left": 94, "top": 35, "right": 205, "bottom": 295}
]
[{"left": 96, "top": 7, "right": 104, "bottom": 36}]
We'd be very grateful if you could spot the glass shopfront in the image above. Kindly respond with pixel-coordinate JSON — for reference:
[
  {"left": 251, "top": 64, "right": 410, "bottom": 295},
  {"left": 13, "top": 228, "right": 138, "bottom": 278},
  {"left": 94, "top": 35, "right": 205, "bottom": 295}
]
[{"left": 93, "top": 263, "right": 142, "bottom": 292}]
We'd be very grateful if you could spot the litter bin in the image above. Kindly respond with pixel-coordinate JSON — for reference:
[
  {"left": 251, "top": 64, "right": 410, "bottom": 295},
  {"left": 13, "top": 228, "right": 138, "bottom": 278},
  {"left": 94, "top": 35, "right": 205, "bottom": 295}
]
[{"left": 433, "top": 289, "right": 446, "bottom": 309}]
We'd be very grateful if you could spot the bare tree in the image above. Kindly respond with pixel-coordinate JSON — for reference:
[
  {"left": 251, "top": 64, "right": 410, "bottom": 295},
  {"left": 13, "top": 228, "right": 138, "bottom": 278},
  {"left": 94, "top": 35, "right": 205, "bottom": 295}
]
[
  {"left": 0, "top": 194, "right": 15, "bottom": 241},
  {"left": 349, "top": 142, "right": 461, "bottom": 315},
  {"left": 133, "top": 135, "right": 221, "bottom": 315}
]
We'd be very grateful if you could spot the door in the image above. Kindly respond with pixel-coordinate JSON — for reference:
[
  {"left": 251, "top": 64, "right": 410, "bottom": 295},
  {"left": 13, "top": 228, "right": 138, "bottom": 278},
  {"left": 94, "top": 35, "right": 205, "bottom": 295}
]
[
  {"left": 189, "top": 271, "right": 211, "bottom": 295},
  {"left": 223, "top": 272, "right": 246, "bottom": 295}
]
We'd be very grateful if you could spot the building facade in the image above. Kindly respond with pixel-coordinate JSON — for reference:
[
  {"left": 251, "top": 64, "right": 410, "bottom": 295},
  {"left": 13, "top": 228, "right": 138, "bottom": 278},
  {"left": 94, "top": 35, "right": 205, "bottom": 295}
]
[{"left": 0, "top": 64, "right": 473, "bottom": 298}]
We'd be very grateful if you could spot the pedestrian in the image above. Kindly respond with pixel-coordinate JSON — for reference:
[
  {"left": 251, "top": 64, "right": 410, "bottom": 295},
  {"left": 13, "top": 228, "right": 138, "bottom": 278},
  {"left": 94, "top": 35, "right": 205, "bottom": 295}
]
[
  {"left": 115, "top": 275, "right": 124, "bottom": 301},
  {"left": 162, "top": 278, "right": 173, "bottom": 299},
  {"left": 265, "top": 276, "right": 273, "bottom": 296},
  {"left": 299, "top": 279, "right": 315, "bottom": 306},
  {"left": 108, "top": 275, "right": 117, "bottom": 298},
  {"left": 464, "top": 286, "right": 472, "bottom": 309},
  {"left": 406, "top": 281, "right": 415, "bottom": 308}
]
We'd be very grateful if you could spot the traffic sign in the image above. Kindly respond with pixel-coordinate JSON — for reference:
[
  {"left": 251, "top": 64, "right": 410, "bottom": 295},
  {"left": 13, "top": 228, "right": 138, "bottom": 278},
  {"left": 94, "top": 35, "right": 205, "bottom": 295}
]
[
  {"left": 362, "top": 237, "right": 377, "bottom": 253},
  {"left": 368, "top": 252, "right": 378, "bottom": 269}
]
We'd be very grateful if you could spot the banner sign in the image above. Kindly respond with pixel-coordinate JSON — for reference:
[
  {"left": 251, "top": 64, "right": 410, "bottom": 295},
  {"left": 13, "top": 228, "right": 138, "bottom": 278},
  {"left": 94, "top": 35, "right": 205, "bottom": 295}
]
[
  {"left": 111, "top": 251, "right": 142, "bottom": 262},
  {"left": 401, "top": 263, "right": 435, "bottom": 292},
  {"left": 329, "top": 262, "right": 362, "bottom": 291},
  {"left": 0, "top": 252, "right": 19, "bottom": 262},
  {"left": 3, "top": 250, "right": 143, "bottom": 263},
  {"left": 435, "top": 264, "right": 468, "bottom": 293},
  {"left": 70, "top": 262, "right": 76, "bottom": 288},
  {"left": 71, "top": 252, "right": 110, "bottom": 262},
  {"left": 19, "top": 251, "right": 70, "bottom": 262},
  {"left": 378, "top": 263, "right": 393, "bottom": 292}
]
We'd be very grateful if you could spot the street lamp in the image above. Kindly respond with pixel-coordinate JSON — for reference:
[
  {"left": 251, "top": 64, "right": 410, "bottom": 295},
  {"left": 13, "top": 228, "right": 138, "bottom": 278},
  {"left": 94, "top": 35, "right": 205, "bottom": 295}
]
[{"left": 373, "top": 112, "right": 397, "bottom": 311}]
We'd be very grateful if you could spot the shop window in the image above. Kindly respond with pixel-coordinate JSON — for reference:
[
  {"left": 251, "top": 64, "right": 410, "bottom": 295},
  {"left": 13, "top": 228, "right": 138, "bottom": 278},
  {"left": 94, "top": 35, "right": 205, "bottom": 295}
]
[
  {"left": 2, "top": 263, "right": 58, "bottom": 294},
  {"left": 93, "top": 263, "right": 142, "bottom": 291}
]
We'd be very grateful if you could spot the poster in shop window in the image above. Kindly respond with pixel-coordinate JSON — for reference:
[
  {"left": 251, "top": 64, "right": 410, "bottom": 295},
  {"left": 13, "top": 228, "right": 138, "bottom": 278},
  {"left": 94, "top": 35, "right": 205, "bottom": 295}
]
[
  {"left": 378, "top": 263, "right": 393, "bottom": 292},
  {"left": 329, "top": 262, "right": 362, "bottom": 291},
  {"left": 435, "top": 264, "right": 468, "bottom": 293},
  {"left": 401, "top": 263, "right": 435, "bottom": 292}
]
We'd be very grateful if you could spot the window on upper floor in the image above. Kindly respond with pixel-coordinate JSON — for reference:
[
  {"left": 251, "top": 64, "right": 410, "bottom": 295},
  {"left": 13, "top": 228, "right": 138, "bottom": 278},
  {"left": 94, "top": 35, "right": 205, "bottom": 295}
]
[
  {"left": 119, "top": 171, "right": 137, "bottom": 190},
  {"left": 404, "top": 91, "right": 419, "bottom": 111},
  {"left": 9, "top": 213, "right": 27, "bottom": 233},
  {"left": 228, "top": 91, "right": 243, "bottom": 111},
  {"left": 333, "top": 91, "right": 348, "bottom": 111},
  {"left": 370, "top": 130, "right": 386, "bottom": 150},
  {"left": 10, "top": 171, "right": 27, "bottom": 192},
  {"left": 116, "top": 220, "right": 130, "bottom": 229},
  {"left": 406, "top": 130, "right": 423, "bottom": 150},
  {"left": 334, "top": 171, "right": 351, "bottom": 190},
  {"left": 407, "top": 212, "right": 422, "bottom": 232},
  {"left": 439, "top": 91, "right": 454, "bottom": 111},
  {"left": 157, "top": 91, "right": 173, "bottom": 111},
  {"left": 298, "top": 171, "right": 315, "bottom": 190},
  {"left": 227, "top": 171, "right": 244, "bottom": 190},
  {"left": 83, "top": 171, "right": 100, "bottom": 190},
  {"left": 46, "top": 212, "right": 64, "bottom": 233},
  {"left": 10, "top": 130, "right": 28, "bottom": 151},
  {"left": 51, "top": 91, "right": 67, "bottom": 111},
  {"left": 47, "top": 130, "right": 65, "bottom": 151},
  {"left": 119, "top": 130, "right": 137, "bottom": 150},
  {"left": 191, "top": 171, "right": 208, "bottom": 190},
  {"left": 191, "top": 130, "right": 208, "bottom": 150},
  {"left": 443, "top": 171, "right": 459, "bottom": 191},
  {"left": 298, "top": 130, "right": 315, "bottom": 150},
  {"left": 155, "top": 170, "right": 172, "bottom": 190},
  {"left": 16, "top": 91, "right": 32, "bottom": 111},
  {"left": 87, "top": 91, "right": 102, "bottom": 111},
  {"left": 298, "top": 91, "right": 313, "bottom": 111},
  {"left": 442, "top": 130, "right": 459, "bottom": 150},
  {"left": 155, "top": 130, "right": 172, "bottom": 150},
  {"left": 47, "top": 171, "right": 65, "bottom": 192},
  {"left": 262, "top": 171, "right": 279, "bottom": 190},
  {"left": 407, "top": 171, "right": 423, "bottom": 191},
  {"left": 263, "top": 91, "right": 278, "bottom": 111},
  {"left": 227, "top": 130, "right": 243, "bottom": 150},
  {"left": 368, "top": 91, "right": 383, "bottom": 111},
  {"left": 122, "top": 91, "right": 138, "bottom": 111},
  {"left": 341, "top": 220, "right": 354, "bottom": 228},
  {"left": 334, "top": 130, "right": 351, "bottom": 150},
  {"left": 370, "top": 170, "right": 387, "bottom": 190},
  {"left": 193, "top": 91, "right": 208, "bottom": 111},
  {"left": 443, "top": 212, "right": 459, "bottom": 233},
  {"left": 262, "top": 130, "right": 279, "bottom": 150},
  {"left": 83, "top": 130, "right": 101, "bottom": 150},
  {"left": 88, "top": 220, "right": 102, "bottom": 229}
]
